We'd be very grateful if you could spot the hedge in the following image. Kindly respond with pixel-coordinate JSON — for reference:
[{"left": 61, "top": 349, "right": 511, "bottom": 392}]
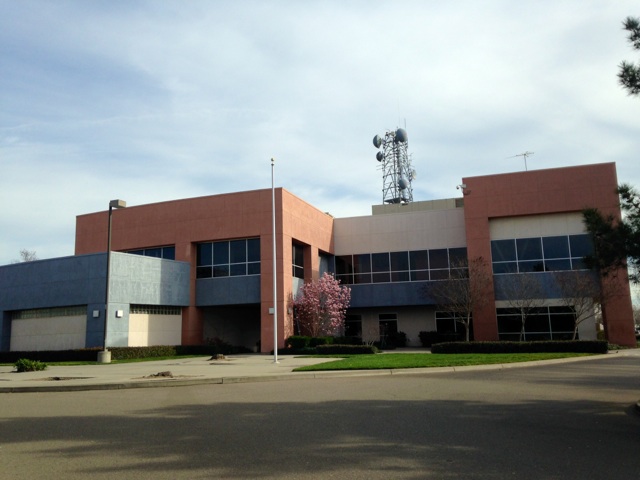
[
  {"left": 430, "top": 340, "right": 608, "bottom": 354},
  {"left": 315, "top": 344, "right": 378, "bottom": 355},
  {"left": 0, "top": 344, "right": 247, "bottom": 363}
]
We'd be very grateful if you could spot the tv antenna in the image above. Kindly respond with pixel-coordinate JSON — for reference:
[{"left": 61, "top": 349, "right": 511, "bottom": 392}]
[
  {"left": 510, "top": 151, "right": 534, "bottom": 171},
  {"left": 372, "top": 128, "right": 415, "bottom": 204}
]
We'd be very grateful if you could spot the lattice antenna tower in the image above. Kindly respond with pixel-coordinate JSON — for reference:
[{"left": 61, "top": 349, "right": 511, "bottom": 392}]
[{"left": 372, "top": 128, "right": 416, "bottom": 204}]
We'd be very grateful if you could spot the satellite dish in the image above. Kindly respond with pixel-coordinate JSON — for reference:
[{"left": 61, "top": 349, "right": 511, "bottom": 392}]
[
  {"left": 398, "top": 177, "right": 408, "bottom": 190},
  {"left": 373, "top": 135, "right": 383, "bottom": 148},
  {"left": 376, "top": 151, "right": 384, "bottom": 162},
  {"left": 395, "top": 128, "right": 408, "bottom": 143}
]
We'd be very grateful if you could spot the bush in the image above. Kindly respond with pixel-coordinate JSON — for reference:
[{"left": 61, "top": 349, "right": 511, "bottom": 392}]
[
  {"left": 14, "top": 358, "right": 47, "bottom": 372},
  {"left": 431, "top": 340, "right": 608, "bottom": 354},
  {"left": 286, "top": 336, "right": 311, "bottom": 350},
  {"left": 316, "top": 344, "right": 379, "bottom": 355}
]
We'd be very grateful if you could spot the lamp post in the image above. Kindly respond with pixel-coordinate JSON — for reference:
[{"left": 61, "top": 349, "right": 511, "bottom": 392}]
[
  {"left": 271, "top": 158, "right": 278, "bottom": 363},
  {"left": 98, "top": 199, "right": 127, "bottom": 364}
]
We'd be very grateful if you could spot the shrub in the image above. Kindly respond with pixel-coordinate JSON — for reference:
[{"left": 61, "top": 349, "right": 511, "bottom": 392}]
[
  {"left": 316, "top": 344, "right": 378, "bottom": 355},
  {"left": 285, "top": 336, "right": 311, "bottom": 350},
  {"left": 14, "top": 358, "right": 47, "bottom": 372},
  {"left": 431, "top": 340, "right": 608, "bottom": 354}
]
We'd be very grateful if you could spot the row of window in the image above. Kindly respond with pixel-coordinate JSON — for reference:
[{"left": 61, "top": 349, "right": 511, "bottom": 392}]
[
  {"left": 196, "top": 238, "right": 260, "bottom": 279},
  {"left": 491, "top": 234, "right": 593, "bottom": 274},
  {"left": 12, "top": 305, "right": 86, "bottom": 320},
  {"left": 496, "top": 306, "right": 577, "bottom": 340},
  {"left": 127, "top": 246, "right": 176, "bottom": 260},
  {"left": 130, "top": 305, "right": 182, "bottom": 315},
  {"left": 335, "top": 248, "right": 468, "bottom": 284}
]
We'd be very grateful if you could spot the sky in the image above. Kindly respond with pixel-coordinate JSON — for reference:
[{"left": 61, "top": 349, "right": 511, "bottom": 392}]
[{"left": 1, "top": 0, "right": 639, "bottom": 266}]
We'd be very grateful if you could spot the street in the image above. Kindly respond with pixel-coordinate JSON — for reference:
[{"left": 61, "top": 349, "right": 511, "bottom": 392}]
[{"left": 1, "top": 354, "right": 640, "bottom": 479}]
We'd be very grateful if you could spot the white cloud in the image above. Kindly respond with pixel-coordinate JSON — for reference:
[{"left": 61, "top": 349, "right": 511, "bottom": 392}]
[{"left": 1, "top": 0, "right": 639, "bottom": 264}]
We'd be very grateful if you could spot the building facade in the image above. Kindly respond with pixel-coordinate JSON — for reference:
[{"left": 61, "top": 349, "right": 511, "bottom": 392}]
[{"left": 0, "top": 162, "right": 636, "bottom": 352}]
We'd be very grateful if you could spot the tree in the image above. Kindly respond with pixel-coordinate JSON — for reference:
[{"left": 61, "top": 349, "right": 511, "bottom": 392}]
[
  {"left": 554, "top": 271, "right": 601, "bottom": 340},
  {"left": 12, "top": 249, "right": 38, "bottom": 263},
  {"left": 501, "top": 274, "right": 546, "bottom": 341},
  {"left": 583, "top": 183, "right": 640, "bottom": 283},
  {"left": 426, "top": 257, "right": 492, "bottom": 341},
  {"left": 619, "top": 16, "right": 640, "bottom": 96},
  {"left": 293, "top": 272, "right": 351, "bottom": 337}
]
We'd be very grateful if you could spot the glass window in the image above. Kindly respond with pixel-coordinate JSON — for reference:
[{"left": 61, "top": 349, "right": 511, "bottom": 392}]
[
  {"left": 493, "top": 262, "right": 517, "bottom": 274},
  {"left": 430, "top": 269, "right": 450, "bottom": 280},
  {"left": 292, "top": 243, "right": 305, "bottom": 279},
  {"left": 409, "top": 250, "right": 429, "bottom": 270},
  {"left": 197, "top": 243, "right": 212, "bottom": 266},
  {"left": 247, "top": 263, "right": 260, "bottom": 275},
  {"left": 429, "top": 249, "right": 448, "bottom": 269},
  {"left": 354, "top": 273, "right": 372, "bottom": 284},
  {"left": 542, "top": 236, "right": 569, "bottom": 259},
  {"left": 353, "top": 254, "right": 371, "bottom": 274},
  {"left": 144, "top": 247, "right": 162, "bottom": 258},
  {"left": 213, "top": 242, "right": 229, "bottom": 265},
  {"left": 390, "top": 251, "right": 409, "bottom": 271},
  {"left": 569, "top": 234, "right": 594, "bottom": 258},
  {"left": 518, "top": 260, "right": 545, "bottom": 273},
  {"left": 491, "top": 240, "right": 516, "bottom": 262},
  {"left": 372, "top": 272, "right": 391, "bottom": 283},
  {"left": 230, "top": 264, "right": 246, "bottom": 276},
  {"left": 516, "top": 237, "right": 542, "bottom": 261},
  {"left": 247, "top": 238, "right": 260, "bottom": 262},
  {"left": 411, "top": 270, "right": 430, "bottom": 281},
  {"left": 230, "top": 240, "right": 246, "bottom": 263},
  {"left": 371, "top": 253, "right": 390, "bottom": 273},
  {"left": 448, "top": 248, "right": 468, "bottom": 267},
  {"left": 544, "top": 259, "right": 571, "bottom": 271},
  {"left": 196, "top": 266, "right": 212, "bottom": 278},
  {"left": 213, "top": 265, "right": 229, "bottom": 277},
  {"left": 391, "top": 271, "right": 410, "bottom": 282},
  {"left": 335, "top": 255, "right": 353, "bottom": 275},
  {"left": 162, "top": 246, "right": 175, "bottom": 260}
]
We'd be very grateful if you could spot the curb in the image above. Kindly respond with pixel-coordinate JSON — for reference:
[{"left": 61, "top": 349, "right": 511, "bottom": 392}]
[{"left": 1, "top": 352, "right": 631, "bottom": 394}]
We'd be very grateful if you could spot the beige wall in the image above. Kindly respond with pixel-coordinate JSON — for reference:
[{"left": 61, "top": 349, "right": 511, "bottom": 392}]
[
  {"left": 489, "top": 212, "right": 586, "bottom": 240},
  {"left": 128, "top": 313, "right": 182, "bottom": 347},
  {"left": 334, "top": 208, "right": 466, "bottom": 255},
  {"left": 351, "top": 306, "right": 436, "bottom": 346},
  {"left": 11, "top": 315, "right": 86, "bottom": 351}
]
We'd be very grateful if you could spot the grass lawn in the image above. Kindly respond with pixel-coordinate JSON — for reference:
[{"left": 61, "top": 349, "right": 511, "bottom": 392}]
[{"left": 293, "top": 352, "right": 595, "bottom": 372}]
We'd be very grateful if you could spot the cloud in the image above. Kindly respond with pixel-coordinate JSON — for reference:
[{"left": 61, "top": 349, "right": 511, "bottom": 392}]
[{"left": 1, "top": 0, "right": 639, "bottom": 264}]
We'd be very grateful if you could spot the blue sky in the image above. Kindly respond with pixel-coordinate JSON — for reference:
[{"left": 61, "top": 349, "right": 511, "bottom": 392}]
[{"left": 1, "top": 0, "right": 639, "bottom": 265}]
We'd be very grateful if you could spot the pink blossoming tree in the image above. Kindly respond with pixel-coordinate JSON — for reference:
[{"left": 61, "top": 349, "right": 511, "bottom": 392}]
[{"left": 294, "top": 272, "right": 351, "bottom": 337}]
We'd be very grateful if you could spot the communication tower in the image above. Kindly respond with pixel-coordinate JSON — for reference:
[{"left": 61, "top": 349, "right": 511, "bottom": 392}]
[{"left": 372, "top": 128, "right": 416, "bottom": 204}]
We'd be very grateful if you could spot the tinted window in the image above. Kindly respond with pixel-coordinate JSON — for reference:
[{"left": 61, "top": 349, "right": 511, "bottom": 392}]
[
  {"left": 542, "top": 236, "right": 569, "bottom": 259},
  {"left": 491, "top": 240, "right": 516, "bottom": 262},
  {"left": 516, "top": 237, "right": 542, "bottom": 261}
]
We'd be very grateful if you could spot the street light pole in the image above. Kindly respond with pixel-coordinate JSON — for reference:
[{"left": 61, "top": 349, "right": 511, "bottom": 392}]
[
  {"left": 98, "top": 199, "right": 126, "bottom": 364},
  {"left": 271, "top": 158, "right": 279, "bottom": 364}
]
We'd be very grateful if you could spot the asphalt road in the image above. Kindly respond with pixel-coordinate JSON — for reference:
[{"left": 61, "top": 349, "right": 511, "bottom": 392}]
[{"left": 1, "top": 354, "right": 639, "bottom": 479}]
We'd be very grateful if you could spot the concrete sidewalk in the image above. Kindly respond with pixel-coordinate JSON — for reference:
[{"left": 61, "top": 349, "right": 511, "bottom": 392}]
[{"left": 2, "top": 349, "right": 639, "bottom": 394}]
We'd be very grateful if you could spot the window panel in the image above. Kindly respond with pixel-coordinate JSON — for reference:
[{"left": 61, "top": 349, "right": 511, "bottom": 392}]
[
  {"left": 493, "top": 262, "right": 517, "bottom": 274},
  {"left": 213, "top": 242, "right": 229, "bottom": 265},
  {"left": 429, "top": 249, "right": 448, "bottom": 269},
  {"left": 448, "top": 248, "right": 468, "bottom": 267},
  {"left": 391, "top": 271, "right": 410, "bottom": 282},
  {"left": 518, "top": 260, "right": 545, "bottom": 273},
  {"left": 247, "top": 263, "right": 261, "bottom": 275},
  {"left": 213, "top": 265, "right": 229, "bottom": 277},
  {"left": 542, "top": 236, "right": 569, "bottom": 259},
  {"left": 430, "top": 269, "right": 450, "bottom": 280},
  {"left": 354, "top": 273, "right": 372, "bottom": 284},
  {"left": 491, "top": 240, "right": 516, "bottom": 262},
  {"left": 516, "top": 237, "right": 542, "bottom": 261},
  {"left": 197, "top": 244, "right": 212, "bottom": 266},
  {"left": 230, "top": 264, "right": 246, "bottom": 276},
  {"left": 371, "top": 253, "right": 390, "bottom": 273},
  {"left": 569, "top": 234, "right": 594, "bottom": 258},
  {"left": 353, "top": 254, "right": 371, "bottom": 274},
  {"left": 162, "top": 246, "right": 175, "bottom": 260},
  {"left": 410, "top": 270, "right": 430, "bottom": 281},
  {"left": 409, "top": 250, "right": 429, "bottom": 270},
  {"left": 230, "top": 240, "right": 246, "bottom": 263},
  {"left": 247, "top": 238, "right": 260, "bottom": 262},
  {"left": 372, "top": 272, "right": 391, "bottom": 283},
  {"left": 335, "top": 255, "right": 353, "bottom": 275},
  {"left": 544, "top": 259, "right": 571, "bottom": 271},
  {"left": 390, "top": 251, "right": 409, "bottom": 271},
  {"left": 196, "top": 266, "right": 212, "bottom": 278}
]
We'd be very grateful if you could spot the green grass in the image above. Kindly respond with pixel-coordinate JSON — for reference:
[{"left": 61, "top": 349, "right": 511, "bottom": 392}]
[{"left": 293, "top": 352, "right": 595, "bottom": 371}]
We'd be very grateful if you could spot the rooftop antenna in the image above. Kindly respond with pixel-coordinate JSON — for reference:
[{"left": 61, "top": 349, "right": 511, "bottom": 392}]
[
  {"left": 511, "top": 151, "right": 534, "bottom": 171},
  {"left": 372, "top": 127, "right": 416, "bottom": 204}
]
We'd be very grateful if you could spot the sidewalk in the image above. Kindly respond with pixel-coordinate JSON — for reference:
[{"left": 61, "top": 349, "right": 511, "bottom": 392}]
[{"left": 1, "top": 349, "right": 639, "bottom": 394}]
